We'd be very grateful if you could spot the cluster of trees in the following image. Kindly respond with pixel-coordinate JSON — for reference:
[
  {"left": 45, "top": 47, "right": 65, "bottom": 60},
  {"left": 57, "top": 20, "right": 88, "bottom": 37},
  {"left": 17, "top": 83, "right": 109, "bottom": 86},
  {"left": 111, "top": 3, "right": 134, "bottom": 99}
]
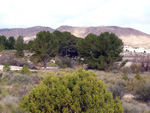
[
  {"left": 29, "top": 31, "right": 123, "bottom": 70},
  {"left": 0, "top": 35, "right": 15, "bottom": 51},
  {"left": 0, "top": 35, "right": 25, "bottom": 57},
  {"left": 0, "top": 30, "right": 123, "bottom": 70},
  {"left": 78, "top": 33, "right": 123, "bottom": 70}
]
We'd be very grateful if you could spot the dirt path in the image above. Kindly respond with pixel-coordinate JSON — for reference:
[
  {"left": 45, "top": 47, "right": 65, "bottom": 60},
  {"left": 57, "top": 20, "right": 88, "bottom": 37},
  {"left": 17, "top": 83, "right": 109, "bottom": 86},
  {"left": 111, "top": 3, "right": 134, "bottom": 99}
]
[{"left": 0, "top": 65, "right": 22, "bottom": 71}]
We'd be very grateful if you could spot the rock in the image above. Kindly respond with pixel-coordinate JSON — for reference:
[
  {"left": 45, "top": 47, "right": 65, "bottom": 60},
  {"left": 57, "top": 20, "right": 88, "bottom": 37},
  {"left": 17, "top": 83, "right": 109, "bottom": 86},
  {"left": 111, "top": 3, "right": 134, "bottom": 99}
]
[{"left": 122, "top": 94, "right": 135, "bottom": 102}]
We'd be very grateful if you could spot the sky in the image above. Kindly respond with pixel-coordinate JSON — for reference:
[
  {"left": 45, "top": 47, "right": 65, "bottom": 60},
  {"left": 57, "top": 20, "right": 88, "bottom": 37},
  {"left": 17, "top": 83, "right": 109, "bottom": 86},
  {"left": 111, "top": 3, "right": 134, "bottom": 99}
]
[{"left": 0, "top": 0, "right": 150, "bottom": 34}]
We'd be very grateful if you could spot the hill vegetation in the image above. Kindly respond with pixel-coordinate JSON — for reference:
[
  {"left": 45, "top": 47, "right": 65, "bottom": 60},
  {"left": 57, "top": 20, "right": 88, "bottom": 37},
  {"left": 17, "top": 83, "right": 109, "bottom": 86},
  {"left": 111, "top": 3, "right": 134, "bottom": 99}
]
[{"left": 0, "top": 30, "right": 123, "bottom": 71}]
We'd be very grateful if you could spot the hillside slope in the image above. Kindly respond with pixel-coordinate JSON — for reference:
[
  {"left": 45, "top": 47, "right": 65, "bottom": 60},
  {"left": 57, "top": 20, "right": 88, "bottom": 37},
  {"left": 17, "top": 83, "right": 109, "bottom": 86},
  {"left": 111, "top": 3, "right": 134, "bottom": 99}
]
[
  {"left": 57, "top": 26, "right": 150, "bottom": 48},
  {"left": 0, "top": 26, "right": 54, "bottom": 38}
]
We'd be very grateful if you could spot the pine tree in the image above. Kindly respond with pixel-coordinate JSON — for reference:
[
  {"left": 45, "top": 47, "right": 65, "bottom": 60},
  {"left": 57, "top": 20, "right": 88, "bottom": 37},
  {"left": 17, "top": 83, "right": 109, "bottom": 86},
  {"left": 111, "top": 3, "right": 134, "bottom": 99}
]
[
  {"left": 32, "top": 31, "right": 58, "bottom": 69},
  {"left": 3, "top": 61, "right": 11, "bottom": 72},
  {"left": 15, "top": 36, "right": 24, "bottom": 57},
  {"left": 21, "top": 65, "right": 30, "bottom": 75}
]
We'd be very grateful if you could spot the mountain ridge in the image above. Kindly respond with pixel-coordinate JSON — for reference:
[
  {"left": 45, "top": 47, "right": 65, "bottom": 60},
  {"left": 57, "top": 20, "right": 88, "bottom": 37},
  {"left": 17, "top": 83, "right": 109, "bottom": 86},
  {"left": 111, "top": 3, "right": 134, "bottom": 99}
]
[
  {"left": 57, "top": 25, "right": 149, "bottom": 37},
  {"left": 0, "top": 25, "right": 150, "bottom": 48},
  {"left": 0, "top": 26, "right": 54, "bottom": 38}
]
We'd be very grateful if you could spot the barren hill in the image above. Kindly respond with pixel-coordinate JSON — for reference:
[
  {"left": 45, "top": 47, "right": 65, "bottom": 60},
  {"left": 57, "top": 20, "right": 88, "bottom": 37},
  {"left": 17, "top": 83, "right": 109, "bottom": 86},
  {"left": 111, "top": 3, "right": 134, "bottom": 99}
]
[
  {"left": 57, "top": 26, "right": 150, "bottom": 48},
  {"left": 0, "top": 26, "right": 54, "bottom": 38},
  {"left": 0, "top": 25, "right": 150, "bottom": 48}
]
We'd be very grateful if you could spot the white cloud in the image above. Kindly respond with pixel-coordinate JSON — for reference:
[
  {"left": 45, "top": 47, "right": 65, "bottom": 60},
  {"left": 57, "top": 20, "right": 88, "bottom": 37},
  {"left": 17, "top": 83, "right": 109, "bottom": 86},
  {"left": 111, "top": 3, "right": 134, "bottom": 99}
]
[{"left": 0, "top": 0, "right": 149, "bottom": 34}]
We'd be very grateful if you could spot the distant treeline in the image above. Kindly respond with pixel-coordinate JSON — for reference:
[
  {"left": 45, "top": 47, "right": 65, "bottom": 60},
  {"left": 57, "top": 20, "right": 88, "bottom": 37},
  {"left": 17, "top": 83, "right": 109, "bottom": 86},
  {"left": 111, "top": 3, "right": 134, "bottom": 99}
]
[
  {"left": 0, "top": 36, "right": 16, "bottom": 51},
  {"left": 0, "top": 31, "right": 123, "bottom": 70}
]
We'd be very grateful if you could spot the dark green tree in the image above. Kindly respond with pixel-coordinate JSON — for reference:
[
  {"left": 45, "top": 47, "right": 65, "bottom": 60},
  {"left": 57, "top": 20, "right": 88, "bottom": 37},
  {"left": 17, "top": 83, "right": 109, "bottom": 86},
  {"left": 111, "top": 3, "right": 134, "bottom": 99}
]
[
  {"left": 20, "top": 69, "right": 123, "bottom": 113},
  {"left": 0, "top": 35, "right": 7, "bottom": 50},
  {"left": 15, "top": 36, "right": 24, "bottom": 57},
  {"left": 57, "top": 31, "right": 78, "bottom": 58},
  {"left": 8, "top": 36, "right": 15, "bottom": 50},
  {"left": 78, "top": 32, "right": 123, "bottom": 70},
  {"left": 32, "top": 31, "right": 58, "bottom": 69},
  {"left": 27, "top": 40, "right": 34, "bottom": 51},
  {"left": 0, "top": 44, "right": 5, "bottom": 52}
]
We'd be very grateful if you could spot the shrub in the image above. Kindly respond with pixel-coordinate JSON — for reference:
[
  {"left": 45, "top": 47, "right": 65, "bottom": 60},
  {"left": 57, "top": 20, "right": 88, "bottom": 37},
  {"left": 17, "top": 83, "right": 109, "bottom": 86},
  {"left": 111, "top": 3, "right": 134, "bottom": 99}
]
[
  {"left": 9, "top": 74, "right": 32, "bottom": 85},
  {"left": 134, "top": 73, "right": 141, "bottom": 81},
  {"left": 20, "top": 69, "right": 123, "bottom": 113},
  {"left": 0, "top": 89, "right": 2, "bottom": 94},
  {"left": 21, "top": 65, "right": 30, "bottom": 75},
  {"left": 135, "top": 83, "right": 150, "bottom": 102},
  {"left": 3, "top": 61, "right": 11, "bottom": 72},
  {"left": 109, "top": 82, "right": 125, "bottom": 99},
  {"left": 121, "top": 67, "right": 132, "bottom": 74},
  {"left": 2, "top": 73, "right": 12, "bottom": 79},
  {"left": 119, "top": 60, "right": 128, "bottom": 69},
  {"left": 123, "top": 102, "right": 150, "bottom": 113},
  {"left": 0, "top": 102, "right": 5, "bottom": 112},
  {"left": 122, "top": 73, "right": 128, "bottom": 81},
  {"left": 130, "top": 64, "right": 141, "bottom": 73},
  {"left": 29, "top": 55, "right": 40, "bottom": 65},
  {"left": 58, "top": 57, "right": 72, "bottom": 68}
]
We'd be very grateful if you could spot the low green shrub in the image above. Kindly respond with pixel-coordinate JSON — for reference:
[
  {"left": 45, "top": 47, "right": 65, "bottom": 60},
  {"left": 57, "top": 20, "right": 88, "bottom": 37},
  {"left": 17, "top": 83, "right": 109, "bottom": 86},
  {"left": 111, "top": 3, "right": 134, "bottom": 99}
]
[
  {"left": 135, "top": 83, "right": 150, "bottom": 102},
  {"left": 3, "top": 61, "right": 11, "bottom": 72},
  {"left": 9, "top": 74, "right": 32, "bottom": 85},
  {"left": 130, "top": 64, "right": 141, "bottom": 73},
  {"left": 123, "top": 102, "right": 150, "bottom": 113},
  {"left": 134, "top": 73, "right": 141, "bottom": 81},
  {"left": 2, "top": 73, "right": 12, "bottom": 79},
  {"left": 0, "top": 102, "right": 5, "bottom": 112},
  {"left": 20, "top": 65, "right": 30, "bottom": 75},
  {"left": 121, "top": 67, "right": 132, "bottom": 74},
  {"left": 122, "top": 73, "right": 128, "bottom": 81},
  {"left": 119, "top": 60, "right": 128, "bottom": 69},
  {"left": 0, "top": 89, "right": 2, "bottom": 94},
  {"left": 20, "top": 70, "right": 123, "bottom": 113},
  {"left": 109, "top": 82, "right": 125, "bottom": 99},
  {"left": 58, "top": 57, "right": 72, "bottom": 68}
]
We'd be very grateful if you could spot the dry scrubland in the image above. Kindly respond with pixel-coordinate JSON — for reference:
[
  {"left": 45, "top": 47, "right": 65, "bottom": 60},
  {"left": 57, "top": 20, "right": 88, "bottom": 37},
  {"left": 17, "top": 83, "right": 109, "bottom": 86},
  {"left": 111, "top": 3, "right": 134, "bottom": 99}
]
[
  {"left": 1, "top": 51, "right": 150, "bottom": 113},
  {"left": 1, "top": 68, "right": 150, "bottom": 112}
]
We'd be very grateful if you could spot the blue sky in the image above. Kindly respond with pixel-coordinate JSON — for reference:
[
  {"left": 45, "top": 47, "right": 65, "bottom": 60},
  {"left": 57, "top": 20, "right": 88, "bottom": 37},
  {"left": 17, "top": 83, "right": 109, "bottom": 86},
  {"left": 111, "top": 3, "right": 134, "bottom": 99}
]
[{"left": 0, "top": 0, "right": 150, "bottom": 34}]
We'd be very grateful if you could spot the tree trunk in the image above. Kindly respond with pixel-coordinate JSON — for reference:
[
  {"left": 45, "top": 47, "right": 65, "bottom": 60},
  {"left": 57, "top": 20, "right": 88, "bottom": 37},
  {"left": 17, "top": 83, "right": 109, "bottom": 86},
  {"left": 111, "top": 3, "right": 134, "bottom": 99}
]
[{"left": 43, "top": 62, "right": 47, "bottom": 70}]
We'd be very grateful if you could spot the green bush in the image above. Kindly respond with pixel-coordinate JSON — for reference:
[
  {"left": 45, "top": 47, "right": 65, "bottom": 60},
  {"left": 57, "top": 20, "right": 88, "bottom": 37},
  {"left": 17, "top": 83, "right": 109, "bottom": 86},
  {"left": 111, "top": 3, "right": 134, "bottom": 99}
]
[
  {"left": 130, "top": 64, "right": 141, "bottom": 73},
  {"left": 58, "top": 57, "right": 72, "bottom": 68},
  {"left": 3, "top": 61, "right": 11, "bottom": 72},
  {"left": 123, "top": 102, "right": 150, "bottom": 113},
  {"left": 119, "top": 60, "right": 128, "bottom": 69},
  {"left": 134, "top": 73, "right": 141, "bottom": 81},
  {"left": 121, "top": 67, "right": 132, "bottom": 74},
  {"left": 20, "top": 69, "right": 123, "bottom": 113},
  {"left": 122, "top": 73, "right": 128, "bottom": 81},
  {"left": 0, "top": 102, "right": 5, "bottom": 112},
  {"left": 135, "top": 83, "right": 150, "bottom": 102},
  {"left": 9, "top": 74, "right": 32, "bottom": 85},
  {"left": 21, "top": 65, "right": 30, "bottom": 75},
  {"left": 109, "top": 82, "right": 125, "bottom": 99}
]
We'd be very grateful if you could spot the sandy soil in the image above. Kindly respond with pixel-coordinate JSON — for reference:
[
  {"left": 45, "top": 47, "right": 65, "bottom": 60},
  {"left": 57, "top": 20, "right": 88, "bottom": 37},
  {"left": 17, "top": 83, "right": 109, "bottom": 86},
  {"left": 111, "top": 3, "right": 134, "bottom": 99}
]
[{"left": 0, "top": 65, "right": 22, "bottom": 71}]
